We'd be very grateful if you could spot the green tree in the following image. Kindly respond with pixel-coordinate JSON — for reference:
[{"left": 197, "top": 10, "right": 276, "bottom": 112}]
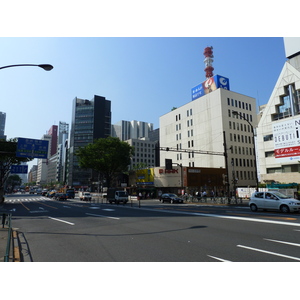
[
  {"left": 0, "top": 139, "right": 33, "bottom": 203},
  {"left": 6, "top": 174, "right": 22, "bottom": 192},
  {"left": 76, "top": 137, "right": 134, "bottom": 188}
]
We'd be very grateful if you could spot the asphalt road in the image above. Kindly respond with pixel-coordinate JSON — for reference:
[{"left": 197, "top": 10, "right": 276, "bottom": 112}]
[{"left": 2, "top": 194, "right": 300, "bottom": 262}]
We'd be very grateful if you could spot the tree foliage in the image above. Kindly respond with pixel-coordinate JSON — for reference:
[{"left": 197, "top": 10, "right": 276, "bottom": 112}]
[
  {"left": 76, "top": 137, "right": 134, "bottom": 188},
  {"left": 0, "top": 139, "right": 33, "bottom": 203}
]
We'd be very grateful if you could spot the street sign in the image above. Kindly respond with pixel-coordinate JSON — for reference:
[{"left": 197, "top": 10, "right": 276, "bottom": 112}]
[
  {"left": 16, "top": 138, "right": 49, "bottom": 159},
  {"left": 10, "top": 165, "right": 28, "bottom": 174}
]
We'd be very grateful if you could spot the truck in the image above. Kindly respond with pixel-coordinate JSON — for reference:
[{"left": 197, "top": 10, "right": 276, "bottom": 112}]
[
  {"left": 78, "top": 191, "right": 92, "bottom": 201},
  {"left": 66, "top": 188, "right": 75, "bottom": 199},
  {"left": 107, "top": 188, "right": 128, "bottom": 204}
]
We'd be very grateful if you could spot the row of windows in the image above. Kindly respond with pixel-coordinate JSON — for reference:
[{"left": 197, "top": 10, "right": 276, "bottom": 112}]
[
  {"left": 133, "top": 153, "right": 154, "bottom": 158},
  {"left": 230, "top": 133, "right": 253, "bottom": 144},
  {"left": 267, "top": 164, "right": 300, "bottom": 173},
  {"left": 230, "top": 145, "right": 253, "bottom": 156},
  {"left": 132, "top": 142, "right": 155, "bottom": 148},
  {"left": 228, "top": 109, "right": 253, "bottom": 122},
  {"left": 229, "top": 121, "right": 252, "bottom": 133},
  {"left": 234, "top": 171, "right": 255, "bottom": 180},
  {"left": 176, "top": 110, "right": 193, "bottom": 121},
  {"left": 133, "top": 148, "right": 154, "bottom": 153},
  {"left": 227, "top": 98, "right": 252, "bottom": 111},
  {"left": 232, "top": 158, "right": 254, "bottom": 168}
]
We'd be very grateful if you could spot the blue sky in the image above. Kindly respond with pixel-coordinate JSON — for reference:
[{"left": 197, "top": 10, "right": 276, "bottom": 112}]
[{"left": 1, "top": 37, "right": 286, "bottom": 142}]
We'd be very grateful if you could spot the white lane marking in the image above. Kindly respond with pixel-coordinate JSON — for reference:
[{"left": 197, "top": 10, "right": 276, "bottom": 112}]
[
  {"left": 193, "top": 212, "right": 300, "bottom": 227},
  {"left": 207, "top": 255, "right": 231, "bottom": 262},
  {"left": 48, "top": 217, "right": 75, "bottom": 225},
  {"left": 137, "top": 207, "right": 300, "bottom": 227},
  {"left": 86, "top": 213, "right": 119, "bottom": 220},
  {"left": 264, "top": 238, "right": 300, "bottom": 247},
  {"left": 102, "top": 209, "right": 115, "bottom": 211},
  {"left": 237, "top": 245, "right": 300, "bottom": 261}
]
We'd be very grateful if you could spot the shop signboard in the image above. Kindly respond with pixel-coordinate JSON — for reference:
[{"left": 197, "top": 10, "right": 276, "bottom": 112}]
[{"left": 273, "top": 118, "right": 300, "bottom": 161}]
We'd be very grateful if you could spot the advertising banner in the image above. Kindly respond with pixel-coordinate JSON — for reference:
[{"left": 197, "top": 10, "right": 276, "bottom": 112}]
[
  {"left": 16, "top": 138, "right": 49, "bottom": 159},
  {"left": 191, "top": 75, "right": 230, "bottom": 101},
  {"left": 136, "top": 168, "right": 154, "bottom": 185},
  {"left": 273, "top": 118, "right": 300, "bottom": 161}
]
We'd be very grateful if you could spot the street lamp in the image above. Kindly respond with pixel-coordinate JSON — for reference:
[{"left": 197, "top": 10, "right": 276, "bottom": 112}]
[
  {"left": 0, "top": 64, "right": 53, "bottom": 71},
  {"left": 232, "top": 110, "right": 259, "bottom": 190}
]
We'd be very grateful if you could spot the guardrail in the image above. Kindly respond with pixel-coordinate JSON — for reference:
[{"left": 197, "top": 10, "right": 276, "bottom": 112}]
[{"left": 1, "top": 213, "right": 12, "bottom": 262}]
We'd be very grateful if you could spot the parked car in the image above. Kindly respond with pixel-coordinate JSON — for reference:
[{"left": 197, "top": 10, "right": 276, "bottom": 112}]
[
  {"left": 249, "top": 191, "right": 300, "bottom": 213},
  {"left": 55, "top": 193, "right": 68, "bottom": 201},
  {"left": 160, "top": 193, "right": 183, "bottom": 204}
]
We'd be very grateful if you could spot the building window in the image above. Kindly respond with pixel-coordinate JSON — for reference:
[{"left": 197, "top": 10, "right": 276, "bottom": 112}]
[
  {"left": 265, "top": 151, "right": 274, "bottom": 157},
  {"left": 263, "top": 134, "right": 273, "bottom": 141}
]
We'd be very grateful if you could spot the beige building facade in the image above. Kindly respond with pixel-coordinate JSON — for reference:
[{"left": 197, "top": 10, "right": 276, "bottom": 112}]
[
  {"left": 160, "top": 87, "right": 257, "bottom": 191},
  {"left": 257, "top": 38, "right": 300, "bottom": 183}
]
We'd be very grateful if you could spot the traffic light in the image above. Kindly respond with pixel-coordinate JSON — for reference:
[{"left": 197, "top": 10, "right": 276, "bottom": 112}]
[{"left": 165, "top": 158, "right": 172, "bottom": 170}]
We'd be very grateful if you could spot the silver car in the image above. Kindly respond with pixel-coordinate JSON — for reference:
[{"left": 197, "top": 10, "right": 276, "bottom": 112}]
[{"left": 249, "top": 191, "right": 300, "bottom": 213}]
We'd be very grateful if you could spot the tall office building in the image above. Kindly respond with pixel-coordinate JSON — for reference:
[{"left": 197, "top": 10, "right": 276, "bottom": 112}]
[
  {"left": 47, "top": 125, "right": 58, "bottom": 156},
  {"left": 0, "top": 112, "right": 6, "bottom": 140},
  {"left": 57, "top": 121, "right": 69, "bottom": 184},
  {"left": 257, "top": 37, "right": 300, "bottom": 183},
  {"left": 68, "top": 95, "right": 111, "bottom": 187},
  {"left": 37, "top": 134, "right": 52, "bottom": 185}
]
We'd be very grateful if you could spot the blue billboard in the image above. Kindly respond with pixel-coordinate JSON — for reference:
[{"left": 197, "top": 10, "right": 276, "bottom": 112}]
[
  {"left": 10, "top": 165, "right": 28, "bottom": 174},
  {"left": 191, "top": 74, "right": 230, "bottom": 101},
  {"left": 16, "top": 138, "right": 49, "bottom": 159}
]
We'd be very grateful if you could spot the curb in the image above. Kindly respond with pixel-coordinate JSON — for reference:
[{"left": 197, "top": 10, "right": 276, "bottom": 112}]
[{"left": 12, "top": 230, "right": 21, "bottom": 262}]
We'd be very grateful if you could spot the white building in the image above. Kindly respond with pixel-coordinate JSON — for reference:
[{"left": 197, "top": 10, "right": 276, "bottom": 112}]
[
  {"left": 257, "top": 37, "right": 300, "bottom": 183},
  {"left": 126, "top": 137, "right": 156, "bottom": 170},
  {"left": 160, "top": 84, "right": 257, "bottom": 190},
  {"left": 112, "top": 120, "right": 153, "bottom": 140}
]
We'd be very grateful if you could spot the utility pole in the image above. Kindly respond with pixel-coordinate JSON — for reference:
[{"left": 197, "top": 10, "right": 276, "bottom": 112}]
[{"left": 223, "top": 131, "right": 230, "bottom": 204}]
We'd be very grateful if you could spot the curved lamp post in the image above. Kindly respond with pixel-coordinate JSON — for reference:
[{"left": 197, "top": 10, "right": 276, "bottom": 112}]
[
  {"left": 0, "top": 64, "right": 53, "bottom": 71},
  {"left": 232, "top": 110, "right": 259, "bottom": 190}
]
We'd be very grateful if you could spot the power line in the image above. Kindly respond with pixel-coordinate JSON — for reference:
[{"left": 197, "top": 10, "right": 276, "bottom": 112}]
[{"left": 159, "top": 147, "right": 224, "bottom": 156}]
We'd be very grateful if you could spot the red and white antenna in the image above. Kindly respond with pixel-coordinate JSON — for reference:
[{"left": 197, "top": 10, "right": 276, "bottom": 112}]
[{"left": 203, "top": 46, "right": 214, "bottom": 78}]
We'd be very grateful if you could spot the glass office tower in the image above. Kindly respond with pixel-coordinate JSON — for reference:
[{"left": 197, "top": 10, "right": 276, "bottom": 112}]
[{"left": 68, "top": 95, "right": 111, "bottom": 187}]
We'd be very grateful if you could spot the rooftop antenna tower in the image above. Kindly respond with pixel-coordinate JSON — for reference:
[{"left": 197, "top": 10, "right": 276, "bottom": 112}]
[{"left": 203, "top": 46, "right": 214, "bottom": 78}]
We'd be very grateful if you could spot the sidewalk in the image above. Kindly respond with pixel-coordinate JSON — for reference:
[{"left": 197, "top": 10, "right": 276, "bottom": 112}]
[
  {"left": 0, "top": 227, "right": 13, "bottom": 262},
  {"left": 0, "top": 209, "right": 19, "bottom": 262}
]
